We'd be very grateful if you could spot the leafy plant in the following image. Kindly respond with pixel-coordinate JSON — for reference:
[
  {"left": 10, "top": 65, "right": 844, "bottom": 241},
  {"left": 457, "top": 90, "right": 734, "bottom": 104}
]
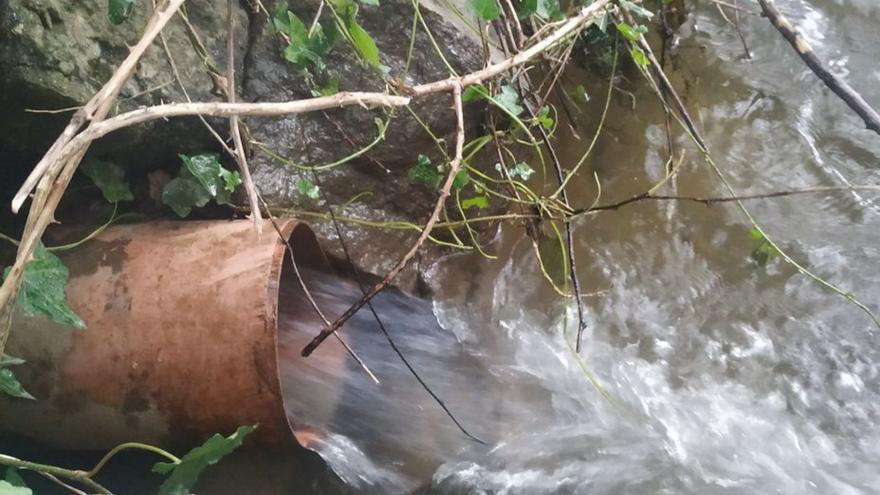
[
  {"left": 408, "top": 154, "right": 441, "bottom": 187},
  {"left": 2, "top": 244, "right": 85, "bottom": 329},
  {"left": 162, "top": 153, "right": 242, "bottom": 218},
  {"left": 327, "top": 0, "right": 382, "bottom": 70},
  {"left": 0, "top": 480, "right": 30, "bottom": 495},
  {"left": 468, "top": 0, "right": 501, "bottom": 21},
  {"left": 108, "top": 0, "right": 136, "bottom": 24},
  {"left": 461, "top": 195, "right": 489, "bottom": 210},
  {"left": 153, "top": 425, "right": 255, "bottom": 495},
  {"left": 496, "top": 162, "right": 535, "bottom": 181},
  {"left": 82, "top": 159, "right": 134, "bottom": 203},
  {"left": 274, "top": 7, "right": 338, "bottom": 75},
  {"left": 616, "top": 22, "right": 648, "bottom": 42},
  {"left": 749, "top": 228, "right": 781, "bottom": 266},
  {"left": 297, "top": 178, "right": 321, "bottom": 199}
]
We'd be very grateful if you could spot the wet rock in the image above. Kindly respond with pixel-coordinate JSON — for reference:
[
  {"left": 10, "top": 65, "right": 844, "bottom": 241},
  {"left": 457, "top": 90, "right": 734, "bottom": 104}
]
[{"left": 0, "top": 0, "right": 246, "bottom": 161}]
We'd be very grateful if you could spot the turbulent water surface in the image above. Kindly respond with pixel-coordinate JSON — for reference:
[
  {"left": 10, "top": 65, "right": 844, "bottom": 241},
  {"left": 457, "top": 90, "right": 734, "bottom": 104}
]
[{"left": 278, "top": 1, "right": 880, "bottom": 493}]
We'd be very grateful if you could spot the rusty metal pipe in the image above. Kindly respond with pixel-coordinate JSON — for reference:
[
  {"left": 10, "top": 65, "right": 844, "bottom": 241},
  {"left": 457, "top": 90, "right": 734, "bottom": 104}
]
[{"left": 0, "top": 220, "right": 328, "bottom": 449}]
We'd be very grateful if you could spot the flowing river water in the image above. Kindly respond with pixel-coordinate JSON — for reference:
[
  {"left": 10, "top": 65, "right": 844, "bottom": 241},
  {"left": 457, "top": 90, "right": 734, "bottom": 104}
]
[{"left": 277, "top": 1, "right": 880, "bottom": 493}]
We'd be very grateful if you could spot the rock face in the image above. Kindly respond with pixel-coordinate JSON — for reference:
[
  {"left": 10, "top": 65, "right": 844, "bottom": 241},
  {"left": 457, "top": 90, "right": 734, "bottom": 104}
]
[{"left": 0, "top": 0, "right": 491, "bottom": 282}]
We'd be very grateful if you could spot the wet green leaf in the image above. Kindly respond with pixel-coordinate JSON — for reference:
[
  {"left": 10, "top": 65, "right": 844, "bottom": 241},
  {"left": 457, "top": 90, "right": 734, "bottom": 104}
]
[
  {"left": 467, "top": 0, "right": 501, "bottom": 21},
  {"left": 153, "top": 426, "right": 255, "bottom": 495},
  {"left": 82, "top": 159, "right": 133, "bottom": 203},
  {"left": 572, "top": 84, "right": 590, "bottom": 105},
  {"left": 535, "top": 0, "right": 561, "bottom": 20},
  {"left": 3, "top": 468, "right": 27, "bottom": 488},
  {"left": 179, "top": 153, "right": 225, "bottom": 197},
  {"left": 408, "top": 154, "right": 440, "bottom": 187},
  {"left": 536, "top": 105, "right": 554, "bottom": 130},
  {"left": 616, "top": 22, "right": 647, "bottom": 42},
  {"left": 0, "top": 369, "right": 34, "bottom": 400},
  {"left": 0, "top": 480, "right": 31, "bottom": 495},
  {"left": 461, "top": 195, "right": 489, "bottom": 210},
  {"left": 620, "top": 0, "right": 654, "bottom": 19},
  {"left": 311, "top": 78, "right": 340, "bottom": 97},
  {"left": 508, "top": 162, "right": 535, "bottom": 180},
  {"left": 347, "top": 17, "right": 380, "bottom": 68},
  {"left": 108, "top": 0, "right": 136, "bottom": 24},
  {"left": 161, "top": 177, "right": 212, "bottom": 218},
  {"left": 516, "top": 0, "right": 536, "bottom": 18},
  {"left": 452, "top": 169, "right": 470, "bottom": 191},
  {"left": 496, "top": 85, "right": 524, "bottom": 116},
  {"left": 0, "top": 355, "right": 25, "bottom": 367},
  {"left": 3, "top": 244, "right": 84, "bottom": 329},
  {"left": 297, "top": 178, "right": 321, "bottom": 199},
  {"left": 461, "top": 84, "right": 488, "bottom": 103},
  {"left": 630, "top": 46, "right": 650, "bottom": 67}
]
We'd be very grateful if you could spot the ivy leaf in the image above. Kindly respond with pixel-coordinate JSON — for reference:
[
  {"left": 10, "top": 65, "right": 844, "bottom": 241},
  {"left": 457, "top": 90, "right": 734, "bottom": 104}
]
[
  {"left": 219, "top": 169, "right": 242, "bottom": 194},
  {"left": 496, "top": 162, "right": 535, "bottom": 181},
  {"left": 536, "top": 105, "right": 554, "bottom": 130},
  {"left": 467, "top": 0, "right": 501, "bottom": 21},
  {"left": 1, "top": 355, "right": 25, "bottom": 367},
  {"left": 620, "top": 0, "right": 654, "bottom": 19},
  {"left": 461, "top": 195, "right": 489, "bottom": 210},
  {"left": 535, "top": 0, "right": 561, "bottom": 20},
  {"left": 572, "top": 84, "right": 590, "bottom": 105},
  {"left": 452, "top": 169, "right": 470, "bottom": 191},
  {"left": 162, "top": 177, "right": 212, "bottom": 218},
  {"left": 630, "top": 46, "right": 650, "bottom": 67},
  {"left": 179, "top": 153, "right": 228, "bottom": 197},
  {"left": 3, "top": 244, "right": 85, "bottom": 329},
  {"left": 296, "top": 178, "right": 320, "bottom": 199},
  {"left": 0, "top": 369, "right": 34, "bottom": 400},
  {"left": 311, "top": 78, "right": 340, "bottom": 97},
  {"left": 408, "top": 154, "right": 440, "bottom": 187},
  {"left": 272, "top": 2, "right": 290, "bottom": 33},
  {"left": 346, "top": 16, "right": 381, "bottom": 69},
  {"left": 82, "top": 160, "right": 133, "bottom": 203},
  {"left": 461, "top": 84, "right": 488, "bottom": 103},
  {"left": 3, "top": 468, "right": 27, "bottom": 489},
  {"left": 0, "top": 481, "right": 31, "bottom": 495},
  {"left": 496, "top": 85, "right": 524, "bottom": 116},
  {"left": 108, "top": 0, "right": 136, "bottom": 24},
  {"left": 616, "top": 22, "right": 648, "bottom": 42},
  {"left": 516, "top": 0, "right": 536, "bottom": 19},
  {"left": 153, "top": 426, "right": 255, "bottom": 495}
]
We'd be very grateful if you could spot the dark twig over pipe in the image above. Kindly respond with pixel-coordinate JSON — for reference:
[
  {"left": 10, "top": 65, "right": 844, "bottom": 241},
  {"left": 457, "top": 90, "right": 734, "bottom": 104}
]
[{"left": 758, "top": 0, "right": 880, "bottom": 135}]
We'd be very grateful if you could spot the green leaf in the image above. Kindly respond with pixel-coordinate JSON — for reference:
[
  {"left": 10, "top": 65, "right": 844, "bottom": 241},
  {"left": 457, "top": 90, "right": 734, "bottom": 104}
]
[
  {"left": 162, "top": 177, "right": 212, "bottom": 218},
  {"left": 536, "top": 105, "right": 554, "bottom": 130},
  {"left": 108, "top": 0, "right": 136, "bottom": 24},
  {"left": 311, "top": 78, "right": 340, "bottom": 97},
  {"left": 153, "top": 426, "right": 255, "bottom": 495},
  {"left": 0, "top": 369, "right": 34, "bottom": 400},
  {"left": 3, "top": 244, "right": 85, "bottom": 329},
  {"left": 452, "top": 169, "right": 470, "bottom": 191},
  {"left": 516, "top": 0, "right": 536, "bottom": 18},
  {"left": 296, "top": 178, "right": 320, "bottom": 199},
  {"left": 616, "top": 22, "right": 647, "bottom": 42},
  {"left": 3, "top": 468, "right": 27, "bottom": 488},
  {"left": 630, "top": 46, "right": 650, "bottom": 67},
  {"left": 272, "top": 1, "right": 290, "bottom": 33},
  {"left": 461, "top": 195, "right": 489, "bottom": 210},
  {"left": 408, "top": 155, "right": 440, "bottom": 187},
  {"left": 496, "top": 85, "right": 524, "bottom": 116},
  {"left": 0, "top": 355, "right": 25, "bottom": 367},
  {"left": 461, "top": 84, "right": 488, "bottom": 103},
  {"left": 620, "top": 0, "right": 655, "bottom": 19},
  {"left": 82, "top": 160, "right": 133, "bottom": 203},
  {"left": 467, "top": 0, "right": 501, "bottom": 21},
  {"left": 496, "top": 162, "right": 534, "bottom": 181},
  {"left": 535, "top": 0, "right": 561, "bottom": 20},
  {"left": 219, "top": 169, "right": 242, "bottom": 194},
  {"left": 748, "top": 227, "right": 764, "bottom": 241},
  {"left": 571, "top": 84, "right": 590, "bottom": 105},
  {"left": 346, "top": 16, "right": 381, "bottom": 69},
  {"left": 0, "top": 480, "right": 31, "bottom": 495},
  {"left": 179, "top": 153, "right": 227, "bottom": 197}
]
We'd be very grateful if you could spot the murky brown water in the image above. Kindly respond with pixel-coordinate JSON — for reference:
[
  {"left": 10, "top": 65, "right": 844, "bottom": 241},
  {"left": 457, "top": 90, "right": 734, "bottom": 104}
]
[{"left": 276, "top": 1, "right": 880, "bottom": 493}]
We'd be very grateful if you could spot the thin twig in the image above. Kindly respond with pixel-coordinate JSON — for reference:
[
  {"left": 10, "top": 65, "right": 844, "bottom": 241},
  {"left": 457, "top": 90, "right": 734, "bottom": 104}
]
[
  {"left": 227, "top": 0, "right": 263, "bottom": 234},
  {"left": 301, "top": 82, "right": 465, "bottom": 357},
  {"left": 758, "top": 0, "right": 880, "bottom": 135}
]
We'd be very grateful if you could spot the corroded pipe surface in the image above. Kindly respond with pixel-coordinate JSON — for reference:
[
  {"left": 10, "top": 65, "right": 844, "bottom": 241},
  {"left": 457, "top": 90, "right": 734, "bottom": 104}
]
[{"left": 0, "top": 220, "right": 326, "bottom": 449}]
